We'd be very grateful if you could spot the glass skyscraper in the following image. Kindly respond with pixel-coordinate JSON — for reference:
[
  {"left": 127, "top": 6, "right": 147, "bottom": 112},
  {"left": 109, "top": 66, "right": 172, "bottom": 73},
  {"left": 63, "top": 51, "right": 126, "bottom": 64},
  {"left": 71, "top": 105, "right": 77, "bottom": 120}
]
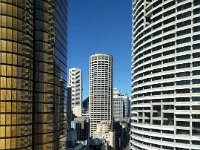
[
  {"left": 0, "top": 0, "right": 67, "bottom": 149},
  {"left": 131, "top": 0, "right": 200, "bottom": 149}
]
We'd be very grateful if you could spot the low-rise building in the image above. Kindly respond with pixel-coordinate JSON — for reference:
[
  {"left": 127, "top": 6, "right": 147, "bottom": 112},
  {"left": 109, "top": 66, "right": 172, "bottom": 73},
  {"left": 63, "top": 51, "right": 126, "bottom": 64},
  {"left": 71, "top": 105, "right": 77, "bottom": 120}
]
[{"left": 93, "top": 121, "right": 115, "bottom": 149}]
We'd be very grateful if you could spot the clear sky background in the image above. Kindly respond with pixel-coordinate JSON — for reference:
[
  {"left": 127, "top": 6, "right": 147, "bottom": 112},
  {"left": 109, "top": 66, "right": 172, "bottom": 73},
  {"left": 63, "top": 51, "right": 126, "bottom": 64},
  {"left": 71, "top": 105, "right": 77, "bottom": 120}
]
[{"left": 68, "top": 0, "right": 132, "bottom": 100}]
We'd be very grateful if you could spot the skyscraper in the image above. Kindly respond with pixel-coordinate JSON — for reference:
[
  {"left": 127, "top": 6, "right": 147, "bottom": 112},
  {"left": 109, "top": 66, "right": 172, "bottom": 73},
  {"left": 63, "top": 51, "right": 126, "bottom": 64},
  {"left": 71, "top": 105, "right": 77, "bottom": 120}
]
[
  {"left": 69, "top": 68, "right": 82, "bottom": 117},
  {"left": 89, "top": 54, "right": 113, "bottom": 136},
  {"left": 0, "top": 1, "right": 68, "bottom": 149},
  {"left": 113, "top": 88, "right": 129, "bottom": 122},
  {"left": 131, "top": 0, "right": 200, "bottom": 149}
]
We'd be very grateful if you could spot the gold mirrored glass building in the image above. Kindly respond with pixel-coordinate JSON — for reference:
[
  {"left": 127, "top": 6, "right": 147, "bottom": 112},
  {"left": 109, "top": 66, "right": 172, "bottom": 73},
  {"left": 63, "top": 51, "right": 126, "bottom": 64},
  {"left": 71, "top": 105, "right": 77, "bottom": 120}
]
[{"left": 0, "top": 0, "right": 68, "bottom": 149}]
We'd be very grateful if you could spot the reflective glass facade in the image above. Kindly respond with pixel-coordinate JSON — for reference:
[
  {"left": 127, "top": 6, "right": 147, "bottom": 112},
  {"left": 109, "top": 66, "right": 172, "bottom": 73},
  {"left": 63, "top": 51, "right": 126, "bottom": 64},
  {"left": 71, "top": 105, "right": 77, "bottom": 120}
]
[{"left": 0, "top": 0, "right": 67, "bottom": 149}]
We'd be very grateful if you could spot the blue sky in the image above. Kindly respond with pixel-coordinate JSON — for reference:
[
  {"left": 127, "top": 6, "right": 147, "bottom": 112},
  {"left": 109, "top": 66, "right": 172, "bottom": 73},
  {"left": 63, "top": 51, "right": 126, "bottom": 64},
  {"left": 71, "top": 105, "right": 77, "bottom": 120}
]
[{"left": 68, "top": 0, "right": 132, "bottom": 99}]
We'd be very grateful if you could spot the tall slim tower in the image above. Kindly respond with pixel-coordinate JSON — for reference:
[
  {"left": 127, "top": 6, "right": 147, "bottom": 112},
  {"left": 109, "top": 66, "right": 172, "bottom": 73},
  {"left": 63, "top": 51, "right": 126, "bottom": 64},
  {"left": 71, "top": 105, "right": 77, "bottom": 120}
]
[
  {"left": 69, "top": 68, "right": 82, "bottom": 117},
  {"left": 0, "top": 1, "right": 68, "bottom": 149},
  {"left": 131, "top": 0, "right": 200, "bottom": 149},
  {"left": 89, "top": 54, "right": 113, "bottom": 136}
]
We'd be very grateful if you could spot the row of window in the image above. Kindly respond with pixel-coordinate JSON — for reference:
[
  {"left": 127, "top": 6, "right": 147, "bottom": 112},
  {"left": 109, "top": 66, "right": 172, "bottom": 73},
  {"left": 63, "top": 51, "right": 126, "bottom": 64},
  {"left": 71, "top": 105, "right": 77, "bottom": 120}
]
[
  {"left": 134, "top": 61, "right": 200, "bottom": 80},
  {"left": 134, "top": 40, "right": 200, "bottom": 66},
  {"left": 133, "top": 88, "right": 200, "bottom": 98},
  {"left": 134, "top": 79, "right": 200, "bottom": 92},
  {"left": 135, "top": 50, "right": 200, "bottom": 71}
]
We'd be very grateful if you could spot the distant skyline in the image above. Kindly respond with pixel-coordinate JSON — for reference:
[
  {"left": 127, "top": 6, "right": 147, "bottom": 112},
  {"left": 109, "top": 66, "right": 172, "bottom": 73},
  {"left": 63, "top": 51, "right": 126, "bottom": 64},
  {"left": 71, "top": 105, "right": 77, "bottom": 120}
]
[{"left": 68, "top": 0, "right": 132, "bottom": 99}]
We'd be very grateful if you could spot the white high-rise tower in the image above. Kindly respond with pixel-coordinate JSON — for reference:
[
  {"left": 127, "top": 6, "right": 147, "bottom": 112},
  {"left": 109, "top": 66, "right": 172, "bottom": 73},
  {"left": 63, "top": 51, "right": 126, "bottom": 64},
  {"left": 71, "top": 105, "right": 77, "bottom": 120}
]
[
  {"left": 89, "top": 54, "right": 113, "bottom": 136},
  {"left": 131, "top": 0, "right": 200, "bottom": 149},
  {"left": 69, "top": 68, "right": 82, "bottom": 117}
]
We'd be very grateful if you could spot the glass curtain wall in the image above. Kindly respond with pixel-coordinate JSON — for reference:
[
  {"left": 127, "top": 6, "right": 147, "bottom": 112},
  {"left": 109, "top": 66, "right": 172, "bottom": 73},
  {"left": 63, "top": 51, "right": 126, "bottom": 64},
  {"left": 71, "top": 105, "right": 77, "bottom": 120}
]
[
  {"left": 0, "top": 0, "right": 67, "bottom": 149},
  {"left": 0, "top": 0, "right": 34, "bottom": 149}
]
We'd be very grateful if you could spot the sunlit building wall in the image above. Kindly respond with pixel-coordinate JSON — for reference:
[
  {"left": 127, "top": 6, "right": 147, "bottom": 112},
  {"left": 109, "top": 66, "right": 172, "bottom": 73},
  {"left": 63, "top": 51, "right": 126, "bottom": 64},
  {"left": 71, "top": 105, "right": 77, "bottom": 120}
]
[
  {"left": 113, "top": 88, "right": 129, "bottom": 122},
  {"left": 131, "top": 0, "right": 200, "bottom": 149},
  {"left": 69, "top": 68, "right": 82, "bottom": 117},
  {"left": 0, "top": 0, "right": 68, "bottom": 149},
  {"left": 89, "top": 54, "right": 113, "bottom": 136}
]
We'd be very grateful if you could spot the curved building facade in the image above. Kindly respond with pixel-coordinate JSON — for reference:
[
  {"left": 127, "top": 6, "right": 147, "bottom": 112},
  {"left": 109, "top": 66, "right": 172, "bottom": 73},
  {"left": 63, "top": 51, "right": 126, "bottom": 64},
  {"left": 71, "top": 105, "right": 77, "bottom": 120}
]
[
  {"left": 0, "top": 0, "right": 67, "bottom": 149},
  {"left": 89, "top": 54, "right": 113, "bottom": 136},
  {"left": 131, "top": 0, "right": 200, "bottom": 149},
  {"left": 0, "top": 1, "right": 34, "bottom": 149}
]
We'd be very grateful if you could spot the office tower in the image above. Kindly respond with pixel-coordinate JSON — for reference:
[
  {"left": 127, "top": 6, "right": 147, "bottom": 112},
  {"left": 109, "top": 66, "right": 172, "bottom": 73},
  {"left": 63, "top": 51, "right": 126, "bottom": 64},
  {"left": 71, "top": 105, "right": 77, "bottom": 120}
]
[
  {"left": 89, "top": 54, "right": 113, "bottom": 136},
  {"left": 69, "top": 68, "right": 82, "bottom": 117},
  {"left": 131, "top": 0, "right": 200, "bottom": 149},
  {"left": 113, "top": 88, "right": 129, "bottom": 121},
  {"left": 0, "top": 1, "right": 67, "bottom": 149}
]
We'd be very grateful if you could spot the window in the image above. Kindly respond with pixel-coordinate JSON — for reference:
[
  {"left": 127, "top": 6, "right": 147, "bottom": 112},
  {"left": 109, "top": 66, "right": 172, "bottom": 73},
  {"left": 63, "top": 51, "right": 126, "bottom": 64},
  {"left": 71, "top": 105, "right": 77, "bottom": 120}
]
[
  {"left": 192, "top": 141, "right": 200, "bottom": 145},
  {"left": 176, "top": 37, "right": 191, "bottom": 44},
  {"left": 163, "top": 17, "right": 175, "bottom": 25},
  {"left": 164, "top": 1, "right": 175, "bottom": 9},
  {"left": 163, "top": 25, "right": 175, "bottom": 32},
  {"left": 177, "top": 20, "right": 191, "bottom": 28},
  {"left": 194, "top": 0, "right": 200, "bottom": 6},
  {"left": 193, "top": 52, "right": 200, "bottom": 58},
  {"left": 176, "top": 80, "right": 190, "bottom": 85},
  {"left": 192, "top": 97, "right": 200, "bottom": 101},
  {"left": 192, "top": 79, "right": 200, "bottom": 84},
  {"left": 177, "top": 29, "right": 191, "bottom": 36},
  {"left": 176, "top": 63, "right": 190, "bottom": 69},
  {"left": 193, "top": 70, "right": 200, "bottom": 75},
  {"left": 176, "top": 54, "right": 190, "bottom": 61},
  {"left": 193, "top": 61, "right": 200, "bottom": 67},
  {"left": 193, "top": 17, "right": 200, "bottom": 23},
  {"left": 194, "top": 8, "right": 200, "bottom": 15},
  {"left": 163, "top": 58, "right": 175, "bottom": 63},
  {"left": 163, "top": 82, "right": 174, "bottom": 87},
  {"left": 163, "top": 66, "right": 174, "bottom": 71},
  {"left": 177, "top": 11, "right": 191, "bottom": 20},
  {"left": 176, "top": 71, "right": 190, "bottom": 77},
  {"left": 163, "top": 34, "right": 175, "bottom": 40},
  {"left": 192, "top": 88, "right": 200, "bottom": 93},
  {"left": 176, "top": 105, "right": 190, "bottom": 110},
  {"left": 164, "top": 9, "right": 175, "bottom": 17},
  {"left": 176, "top": 89, "right": 190, "bottom": 93},
  {"left": 163, "top": 50, "right": 175, "bottom": 56},
  {"left": 193, "top": 26, "right": 200, "bottom": 32},
  {"left": 163, "top": 74, "right": 174, "bottom": 79},
  {"left": 193, "top": 35, "right": 200, "bottom": 41},
  {"left": 177, "top": 129, "right": 190, "bottom": 135},
  {"left": 177, "top": 121, "right": 190, "bottom": 127},
  {"left": 176, "top": 96, "right": 189, "bottom": 102},
  {"left": 177, "top": 2, "right": 191, "bottom": 11},
  {"left": 163, "top": 42, "right": 175, "bottom": 48},
  {"left": 193, "top": 43, "right": 200, "bottom": 50},
  {"left": 176, "top": 46, "right": 191, "bottom": 53},
  {"left": 176, "top": 139, "right": 190, "bottom": 144}
]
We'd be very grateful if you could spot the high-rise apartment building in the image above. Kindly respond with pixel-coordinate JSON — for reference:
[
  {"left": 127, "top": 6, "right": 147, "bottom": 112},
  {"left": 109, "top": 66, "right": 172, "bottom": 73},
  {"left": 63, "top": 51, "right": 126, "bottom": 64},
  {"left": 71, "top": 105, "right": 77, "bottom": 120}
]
[
  {"left": 69, "top": 68, "right": 82, "bottom": 117},
  {"left": 89, "top": 54, "right": 113, "bottom": 136},
  {"left": 0, "top": 1, "right": 68, "bottom": 149},
  {"left": 131, "top": 0, "right": 200, "bottom": 149},
  {"left": 113, "top": 88, "right": 129, "bottom": 121}
]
